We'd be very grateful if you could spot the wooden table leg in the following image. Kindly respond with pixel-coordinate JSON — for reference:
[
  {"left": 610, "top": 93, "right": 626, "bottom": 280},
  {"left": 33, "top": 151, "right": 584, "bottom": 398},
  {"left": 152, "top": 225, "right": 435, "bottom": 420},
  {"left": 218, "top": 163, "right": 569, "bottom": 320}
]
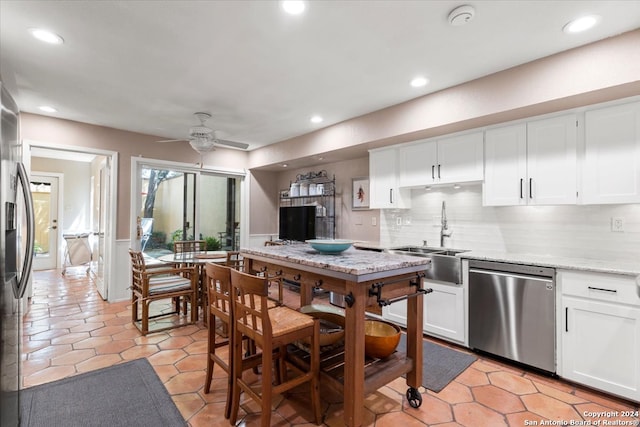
[
  {"left": 405, "top": 284, "right": 424, "bottom": 388},
  {"left": 300, "top": 280, "right": 314, "bottom": 307},
  {"left": 343, "top": 280, "right": 365, "bottom": 426}
]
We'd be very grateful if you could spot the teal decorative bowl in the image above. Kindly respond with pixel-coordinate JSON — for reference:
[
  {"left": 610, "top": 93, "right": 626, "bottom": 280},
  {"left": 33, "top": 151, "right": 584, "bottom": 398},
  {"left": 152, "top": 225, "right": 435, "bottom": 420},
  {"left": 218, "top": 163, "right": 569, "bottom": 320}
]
[{"left": 306, "top": 239, "right": 354, "bottom": 254}]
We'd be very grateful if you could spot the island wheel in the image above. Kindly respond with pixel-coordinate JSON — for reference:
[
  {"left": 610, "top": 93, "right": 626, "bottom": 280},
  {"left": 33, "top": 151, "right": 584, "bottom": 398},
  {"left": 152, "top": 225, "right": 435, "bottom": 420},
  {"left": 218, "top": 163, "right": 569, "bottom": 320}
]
[{"left": 406, "top": 387, "right": 422, "bottom": 408}]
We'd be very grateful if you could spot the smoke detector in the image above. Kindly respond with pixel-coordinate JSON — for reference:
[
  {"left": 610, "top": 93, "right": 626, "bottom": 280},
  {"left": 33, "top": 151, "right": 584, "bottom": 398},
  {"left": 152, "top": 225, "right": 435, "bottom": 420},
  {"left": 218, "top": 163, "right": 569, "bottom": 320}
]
[{"left": 448, "top": 5, "right": 475, "bottom": 26}]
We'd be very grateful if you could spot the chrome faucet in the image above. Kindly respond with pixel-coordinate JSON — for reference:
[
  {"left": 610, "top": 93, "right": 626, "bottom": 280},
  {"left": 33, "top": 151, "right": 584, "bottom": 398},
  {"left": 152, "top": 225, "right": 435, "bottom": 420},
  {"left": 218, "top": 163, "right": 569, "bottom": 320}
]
[{"left": 440, "top": 201, "right": 452, "bottom": 247}]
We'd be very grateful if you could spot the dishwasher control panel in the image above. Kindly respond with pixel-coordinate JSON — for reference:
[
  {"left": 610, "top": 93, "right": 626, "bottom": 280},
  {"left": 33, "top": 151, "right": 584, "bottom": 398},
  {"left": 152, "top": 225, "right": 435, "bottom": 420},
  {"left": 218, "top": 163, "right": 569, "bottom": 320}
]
[{"left": 469, "top": 259, "right": 555, "bottom": 278}]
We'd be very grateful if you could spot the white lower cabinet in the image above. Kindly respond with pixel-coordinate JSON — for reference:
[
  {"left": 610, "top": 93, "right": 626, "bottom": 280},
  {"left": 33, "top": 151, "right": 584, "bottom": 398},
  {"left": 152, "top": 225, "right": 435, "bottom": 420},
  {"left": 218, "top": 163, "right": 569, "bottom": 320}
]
[
  {"left": 382, "top": 280, "right": 465, "bottom": 344},
  {"left": 423, "top": 281, "right": 465, "bottom": 343},
  {"left": 559, "top": 270, "right": 640, "bottom": 402},
  {"left": 382, "top": 298, "right": 408, "bottom": 328}
]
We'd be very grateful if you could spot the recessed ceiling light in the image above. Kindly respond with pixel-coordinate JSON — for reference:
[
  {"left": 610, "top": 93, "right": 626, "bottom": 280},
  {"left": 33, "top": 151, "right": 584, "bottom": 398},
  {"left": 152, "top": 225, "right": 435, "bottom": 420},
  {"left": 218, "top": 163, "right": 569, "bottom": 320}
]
[
  {"left": 29, "top": 28, "right": 64, "bottom": 45},
  {"left": 282, "top": 163, "right": 288, "bottom": 168},
  {"left": 281, "top": 1, "right": 305, "bottom": 15},
  {"left": 38, "top": 105, "right": 58, "bottom": 113},
  {"left": 563, "top": 15, "right": 600, "bottom": 34},
  {"left": 410, "top": 77, "right": 429, "bottom": 88},
  {"left": 310, "top": 115, "right": 323, "bottom": 123}
]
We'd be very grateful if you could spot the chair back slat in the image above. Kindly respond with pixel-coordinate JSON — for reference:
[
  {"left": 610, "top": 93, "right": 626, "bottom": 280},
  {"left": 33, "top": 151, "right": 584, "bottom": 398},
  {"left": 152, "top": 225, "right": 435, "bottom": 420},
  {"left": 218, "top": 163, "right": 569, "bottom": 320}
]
[
  {"left": 129, "top": 250, "right": 146, "bottom": 292},
  {"left": 205, "top": 263, "right": 232, "bottom": 316},
  {"left": 230, "top": 268, "right": 271, "bottom": 339},
  {"left": 174, "top": 240, "right": 206, "bottom": 254}
]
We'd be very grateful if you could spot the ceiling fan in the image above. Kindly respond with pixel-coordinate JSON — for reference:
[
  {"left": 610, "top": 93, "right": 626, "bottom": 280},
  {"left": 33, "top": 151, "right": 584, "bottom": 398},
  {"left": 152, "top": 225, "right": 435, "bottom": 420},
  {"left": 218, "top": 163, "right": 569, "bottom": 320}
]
[{"left": 156, "top": 112, "right": 249, "bottom": 154}]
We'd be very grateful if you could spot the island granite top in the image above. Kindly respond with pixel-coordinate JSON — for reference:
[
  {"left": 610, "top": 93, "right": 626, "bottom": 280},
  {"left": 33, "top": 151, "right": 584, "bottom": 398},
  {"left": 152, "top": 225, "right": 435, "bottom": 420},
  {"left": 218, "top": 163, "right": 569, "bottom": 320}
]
[{"left": 240, "top": 243, "right": 430, "bottom": 278}]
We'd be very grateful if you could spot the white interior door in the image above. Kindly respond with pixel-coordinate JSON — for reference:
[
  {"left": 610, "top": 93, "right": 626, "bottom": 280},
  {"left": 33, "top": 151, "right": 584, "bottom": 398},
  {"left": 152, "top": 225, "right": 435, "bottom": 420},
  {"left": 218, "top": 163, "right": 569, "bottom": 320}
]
[
  {"left": 30, "top": 174, "right": 60, "bottom": 271},
  {"left": 92, "top": 160, "right": 110, "bottom": 299}
]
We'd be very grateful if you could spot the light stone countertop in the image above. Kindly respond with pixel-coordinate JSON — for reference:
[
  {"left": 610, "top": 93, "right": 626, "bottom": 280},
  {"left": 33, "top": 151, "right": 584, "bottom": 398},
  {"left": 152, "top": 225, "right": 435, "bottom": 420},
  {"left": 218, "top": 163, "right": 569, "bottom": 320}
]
[
  {"left": 353, "top": 241, "right": 640, "bottom": 277},
  {"left": 241, "top": 243, "right": 430, "bottom": 278},
  {"left": 459, "top": 250, "right": 640, "bottom": 277}
]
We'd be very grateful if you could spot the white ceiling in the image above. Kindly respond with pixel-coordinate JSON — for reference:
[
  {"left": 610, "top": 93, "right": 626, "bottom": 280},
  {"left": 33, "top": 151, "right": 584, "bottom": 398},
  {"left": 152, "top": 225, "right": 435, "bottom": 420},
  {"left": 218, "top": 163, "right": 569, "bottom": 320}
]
[{"left": 1, "top": 1, "right": 639, "bottom": 152}]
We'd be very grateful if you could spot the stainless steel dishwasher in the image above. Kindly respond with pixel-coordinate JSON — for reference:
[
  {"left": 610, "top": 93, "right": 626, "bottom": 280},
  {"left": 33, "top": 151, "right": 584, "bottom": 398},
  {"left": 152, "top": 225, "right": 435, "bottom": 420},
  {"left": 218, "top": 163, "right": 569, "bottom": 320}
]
[{"left": 468, "top": 260, "right": 556, "bottom": 373}]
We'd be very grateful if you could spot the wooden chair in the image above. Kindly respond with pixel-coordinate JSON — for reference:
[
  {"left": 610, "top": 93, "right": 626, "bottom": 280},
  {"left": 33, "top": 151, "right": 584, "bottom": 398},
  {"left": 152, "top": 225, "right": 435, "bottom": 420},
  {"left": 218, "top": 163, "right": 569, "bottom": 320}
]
[
  {"left": 225, "top": 251, "right": 244, "bottom": 271},
  {"left": 229, "top": 268, "right": 321, "bottom": 427},
  {"left": 173, "top": 239, "right": 207, "bottom": 254},
  {"left": 203, "top": 263, "right": 279, "bottom": 419},
  {"left": 260, "top": 241, "right": 285, "bottom": 305},
  {"left": 128, "top": 249, "right": 198, "bottom": 335},
  {"left": 173, "top": 239, "right": 207, "bottom": 318},
  {"left": 203, "top": 263, "right": 234, "bottom": 419}
]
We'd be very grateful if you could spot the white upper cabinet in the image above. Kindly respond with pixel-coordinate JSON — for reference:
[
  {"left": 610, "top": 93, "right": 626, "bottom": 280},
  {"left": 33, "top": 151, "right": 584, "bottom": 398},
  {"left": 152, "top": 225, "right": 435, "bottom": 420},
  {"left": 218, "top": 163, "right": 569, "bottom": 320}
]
[
  {"left": 483, "top": 124, "right": 527, "bottom": 206},
  {"left": 527, "top": 114, "right": 578, "bottom": 205},
  {"left": 582, "top": 101, "right": 640, "bottom": 204},
  {"left": 369, "top": 147, "right": 410, "bottom": 209},
  {"left": 398, "top": 141, "right": 437, "bottom": 187},
  {"left": 398, "top": 131, "right": 483, "bottom": 188},
  {"left": 483, "top": 114, "right": 577, "bottom": 206},
  {"left": 436, "top": 132, "right": 484, "bottom": 184}
]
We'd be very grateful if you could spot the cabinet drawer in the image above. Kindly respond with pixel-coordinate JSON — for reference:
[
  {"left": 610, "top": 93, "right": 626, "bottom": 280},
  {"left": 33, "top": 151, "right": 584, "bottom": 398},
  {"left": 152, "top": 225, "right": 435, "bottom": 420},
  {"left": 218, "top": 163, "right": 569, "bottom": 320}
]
[{"left": 559, "top": 270, "right": 640, "bottom": 306}]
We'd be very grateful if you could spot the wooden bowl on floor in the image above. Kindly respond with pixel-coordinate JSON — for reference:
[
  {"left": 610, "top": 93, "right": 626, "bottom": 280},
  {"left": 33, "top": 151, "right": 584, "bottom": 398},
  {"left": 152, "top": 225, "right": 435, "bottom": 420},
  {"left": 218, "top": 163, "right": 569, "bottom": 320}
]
[{"left": 364, "top": 319, "right": 401, "bottom": 359}]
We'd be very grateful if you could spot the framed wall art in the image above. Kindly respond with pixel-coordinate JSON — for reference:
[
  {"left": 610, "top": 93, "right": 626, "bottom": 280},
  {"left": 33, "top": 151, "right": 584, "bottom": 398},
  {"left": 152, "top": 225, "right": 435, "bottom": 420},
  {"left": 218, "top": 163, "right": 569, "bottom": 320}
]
[{"left": 352, "top": 177, "right": 370, "bottom": 210}]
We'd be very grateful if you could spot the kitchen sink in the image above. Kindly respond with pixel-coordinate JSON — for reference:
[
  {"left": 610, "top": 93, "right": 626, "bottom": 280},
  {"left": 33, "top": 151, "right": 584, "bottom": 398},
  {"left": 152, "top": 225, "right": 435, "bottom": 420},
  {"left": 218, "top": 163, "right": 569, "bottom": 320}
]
[{"left": 386, "top": 246, "right": 469, "bottom": 284}]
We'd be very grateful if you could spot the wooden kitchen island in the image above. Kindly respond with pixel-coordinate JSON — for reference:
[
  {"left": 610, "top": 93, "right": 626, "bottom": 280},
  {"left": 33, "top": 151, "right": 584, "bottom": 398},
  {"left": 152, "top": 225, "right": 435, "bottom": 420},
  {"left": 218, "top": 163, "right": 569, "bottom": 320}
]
[{"left": 241, "top": 244, "right": 430, "bottom": 427}]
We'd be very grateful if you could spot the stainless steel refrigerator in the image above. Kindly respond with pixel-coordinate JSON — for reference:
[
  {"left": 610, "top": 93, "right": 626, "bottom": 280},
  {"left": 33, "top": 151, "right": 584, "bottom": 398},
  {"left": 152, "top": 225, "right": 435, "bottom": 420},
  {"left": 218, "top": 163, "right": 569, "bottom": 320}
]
[{"left": 1, "top": 81, "right": 35, "bottom": 426}]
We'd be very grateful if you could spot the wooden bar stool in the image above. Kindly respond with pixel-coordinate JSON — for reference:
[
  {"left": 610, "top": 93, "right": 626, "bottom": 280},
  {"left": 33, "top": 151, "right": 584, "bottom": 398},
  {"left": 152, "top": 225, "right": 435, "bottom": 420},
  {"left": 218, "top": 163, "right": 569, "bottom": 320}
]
[
  {"left": 203, "top": 263, "right": 280, "bottom": 419},
  {"left": 203, "top": 262, "right": 234, "bottom": 419},
  {"left": 225, "top": 250, "right": 244, "bottom": 271},
  {"left": 229, "top": 268, "right": 322, "bottom": 427}
]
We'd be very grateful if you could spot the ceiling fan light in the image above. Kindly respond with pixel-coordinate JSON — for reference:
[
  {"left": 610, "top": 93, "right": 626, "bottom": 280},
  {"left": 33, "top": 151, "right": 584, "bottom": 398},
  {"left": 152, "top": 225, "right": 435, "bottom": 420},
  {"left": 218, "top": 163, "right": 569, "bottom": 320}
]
[{"left": 189, "top": 138, "right": 215, "bottom": 154}]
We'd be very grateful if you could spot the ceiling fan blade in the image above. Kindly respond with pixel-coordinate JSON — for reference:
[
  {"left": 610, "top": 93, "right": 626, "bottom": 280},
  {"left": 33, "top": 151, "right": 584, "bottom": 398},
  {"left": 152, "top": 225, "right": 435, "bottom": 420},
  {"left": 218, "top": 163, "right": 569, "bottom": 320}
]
[
  {"left": 156, "top": 138, "right": 188, "bottom": 143},
  {"left": 215, "top": 139, "right": 249, "bottom": 150}
]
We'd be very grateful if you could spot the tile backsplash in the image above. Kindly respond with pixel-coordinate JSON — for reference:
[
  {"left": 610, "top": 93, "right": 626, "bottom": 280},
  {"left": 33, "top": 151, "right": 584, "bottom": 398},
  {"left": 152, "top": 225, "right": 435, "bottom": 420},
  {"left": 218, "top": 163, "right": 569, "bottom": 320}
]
[{"left": 380, "top": 184, "right": 640, "bottom": 262}]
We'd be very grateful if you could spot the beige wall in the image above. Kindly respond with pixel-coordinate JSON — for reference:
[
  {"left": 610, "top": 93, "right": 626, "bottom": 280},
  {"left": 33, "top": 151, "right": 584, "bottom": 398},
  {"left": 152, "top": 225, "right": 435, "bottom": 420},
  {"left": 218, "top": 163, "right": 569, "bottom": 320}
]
[
  {"left": 274, "top": 157, "right": 379, "bottom": 241},
  {"left": 248, "top": 169, "right": 280, "bottom": 235},
  {"left": 248, "top": 29, "right": 640, "bottom": 169},
  {"left": 247, "top": 29, "right": 640, "bottom": 240},
  {"left": 21, "top": 115, "right": 248, "bottom": 239}
]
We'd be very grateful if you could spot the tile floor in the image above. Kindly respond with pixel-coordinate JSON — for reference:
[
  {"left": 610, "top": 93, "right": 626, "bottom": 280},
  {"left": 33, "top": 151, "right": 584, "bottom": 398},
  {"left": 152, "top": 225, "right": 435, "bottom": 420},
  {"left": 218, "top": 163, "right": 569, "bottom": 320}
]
[{"left": 23, "top": 267, "right": 639, "bottom": 427}]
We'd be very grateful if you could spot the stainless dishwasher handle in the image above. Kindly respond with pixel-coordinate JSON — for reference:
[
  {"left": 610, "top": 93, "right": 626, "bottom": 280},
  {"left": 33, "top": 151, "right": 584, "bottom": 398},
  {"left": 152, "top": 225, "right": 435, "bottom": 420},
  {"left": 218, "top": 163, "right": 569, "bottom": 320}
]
[{"left": 469, "top": 268, "right": 553, "bottom": 283}]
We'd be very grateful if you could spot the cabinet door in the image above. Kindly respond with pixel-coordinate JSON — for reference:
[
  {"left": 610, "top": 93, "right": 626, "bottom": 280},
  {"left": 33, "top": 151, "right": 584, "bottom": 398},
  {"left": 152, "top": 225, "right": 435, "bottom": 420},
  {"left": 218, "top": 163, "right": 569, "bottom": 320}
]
[
  {"left": 369, "top": 148, "right": 409, "bottom": 209},
  {"left": 382, "top": 299, "right": 407, "bottom": 327},
  {"left": 527, "top": 114, "right": 577, "bottom": 205},
  {"left": 423, "top": 282, "right": 465, "bottom": 343},
  {"left": 370, "top": 149, "right": 396, "bottom": 209},
  {"left": 483, "top": 124, "right": 527, "bottom": 206},
  {"left": 398, "top": 141, "right": 437, "bottom": 187},
  {"left": 437, "top": 132, "right": 484, "bottom": 184},
  {"left": 583, "top": 101, "right": 640, "bottom": 204},
  {"left": 562, "top": 296, "right": 640, "bottom": 401}
]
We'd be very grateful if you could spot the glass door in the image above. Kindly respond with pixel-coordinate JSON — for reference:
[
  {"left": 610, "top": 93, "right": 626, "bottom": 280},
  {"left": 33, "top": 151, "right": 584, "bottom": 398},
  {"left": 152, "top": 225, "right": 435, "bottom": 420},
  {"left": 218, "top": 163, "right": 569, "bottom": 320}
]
[
  {"left": 135, "top": 161, "right": 243, "bottom": 257},
  {"left": 200, "top": 173, "right": 241, "bottom": 251},
  {"left": 30, "top": 175, "right": 59, "bottom": 270},
  {"left": 139, "top": 167, "right": 196, "bottom": 255}
]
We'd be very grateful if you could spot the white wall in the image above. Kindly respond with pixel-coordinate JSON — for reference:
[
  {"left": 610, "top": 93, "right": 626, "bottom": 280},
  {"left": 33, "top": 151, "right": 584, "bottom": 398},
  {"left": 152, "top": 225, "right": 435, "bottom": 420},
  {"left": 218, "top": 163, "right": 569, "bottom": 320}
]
[
  {"left": 380, "top": 185, "right": 640, "bottom": 262},
  {"left": 31, "top": 157, "right": 91, "bottom": 232}
]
